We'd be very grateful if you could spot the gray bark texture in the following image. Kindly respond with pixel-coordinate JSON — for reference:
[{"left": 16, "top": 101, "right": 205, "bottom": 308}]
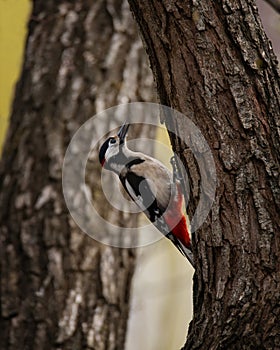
[
  {"left": 0, "top": 1, "right": 154, "bottom": 349},
  {"left": 127, "top": 0, "right": 280, "bottom": 349}
]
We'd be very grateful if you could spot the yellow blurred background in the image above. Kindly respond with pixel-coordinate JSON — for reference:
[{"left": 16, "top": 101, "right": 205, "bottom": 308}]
[{"left": 0, "top": 0, "right": 31, "bottom": 152}]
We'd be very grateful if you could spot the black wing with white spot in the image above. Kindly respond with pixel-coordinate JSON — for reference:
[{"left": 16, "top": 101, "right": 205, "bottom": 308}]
[{"left": 120, "top": 172, "right": 161, "bottom": 222}]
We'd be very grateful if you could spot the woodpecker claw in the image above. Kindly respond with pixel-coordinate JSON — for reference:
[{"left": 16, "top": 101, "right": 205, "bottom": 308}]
[{"left": 118, "top": 122, "right": 130, "bottom": 144}]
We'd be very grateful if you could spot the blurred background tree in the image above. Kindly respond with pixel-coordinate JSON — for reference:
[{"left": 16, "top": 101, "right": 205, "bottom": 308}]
[
  {"left": 0, "top": 1, "right": 194, "bottom": 349},
  {"left": 0, "top": 1, "right": 157, "bottom": 349}
]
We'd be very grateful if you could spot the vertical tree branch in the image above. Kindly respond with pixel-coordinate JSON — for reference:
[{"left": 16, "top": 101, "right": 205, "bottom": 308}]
[{"left": 128, "top": 0, "right": 280, "bottom": 348}]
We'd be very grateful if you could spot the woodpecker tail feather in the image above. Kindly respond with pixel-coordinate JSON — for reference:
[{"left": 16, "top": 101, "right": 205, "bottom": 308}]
[
  {"left": 166, "top": 233, "right": 194, "bottom": 267},
  {"left": 154, "top": 216, "right": 194, "bottom": 266}
]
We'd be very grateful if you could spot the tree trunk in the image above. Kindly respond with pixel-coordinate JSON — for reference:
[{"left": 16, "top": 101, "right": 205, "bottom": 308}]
[
  {"left": 0, "top": 1, "right": 154, "bottom": 349},
  {"left": 128, "top": 0, "right": 280, "bottom": 349}
]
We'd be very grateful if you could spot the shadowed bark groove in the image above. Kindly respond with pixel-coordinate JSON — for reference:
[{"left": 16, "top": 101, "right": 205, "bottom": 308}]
[
  {"left": 0, "top": 1, "right": 155, "bottom": 349},
  {"left": 128, "top": 0, "right": 280, "bottom": 349}
]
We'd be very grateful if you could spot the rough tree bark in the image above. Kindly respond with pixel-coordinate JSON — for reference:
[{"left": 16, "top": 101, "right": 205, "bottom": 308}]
[
  {"left": 128, "top": 0, "right": 280, "bottom": 349},
  {"left": 0, "top": 1, "right": 154, "bottom": 349}
]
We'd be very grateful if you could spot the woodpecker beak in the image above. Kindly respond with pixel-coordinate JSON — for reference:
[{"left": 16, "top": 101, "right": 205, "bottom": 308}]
[{"left": 118, "top": 122, "right": 130, "bottom": 144}]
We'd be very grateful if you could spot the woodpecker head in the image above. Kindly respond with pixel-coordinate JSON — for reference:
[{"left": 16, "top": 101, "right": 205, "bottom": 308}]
[{"left": 99, "top": 122, "right": 130, "bottom": 172}]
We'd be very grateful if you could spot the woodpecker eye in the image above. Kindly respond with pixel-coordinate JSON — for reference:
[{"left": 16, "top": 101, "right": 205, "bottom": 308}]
[{"left": 109, "top": 138, "right": 116, "bottom": 145}]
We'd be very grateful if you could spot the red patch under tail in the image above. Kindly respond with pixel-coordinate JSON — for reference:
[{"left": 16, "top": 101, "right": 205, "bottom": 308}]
[{"left": 163, "top": 185, "right": 191, "bottom": 248}]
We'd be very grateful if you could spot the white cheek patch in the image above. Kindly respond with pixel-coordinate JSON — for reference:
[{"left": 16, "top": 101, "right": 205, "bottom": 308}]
[{"left": 105, "top": 145, "right": 119, "bottom": 159}]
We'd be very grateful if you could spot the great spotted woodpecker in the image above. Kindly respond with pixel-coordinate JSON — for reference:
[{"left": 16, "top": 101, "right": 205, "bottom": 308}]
[{"left": 99, "top": 123, "right": 194, "bottom": 266}]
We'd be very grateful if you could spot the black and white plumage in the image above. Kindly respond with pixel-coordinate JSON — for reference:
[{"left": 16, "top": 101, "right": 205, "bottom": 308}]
[{"left": 99, "top": 123, "right": 194, "bottom": 266}]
